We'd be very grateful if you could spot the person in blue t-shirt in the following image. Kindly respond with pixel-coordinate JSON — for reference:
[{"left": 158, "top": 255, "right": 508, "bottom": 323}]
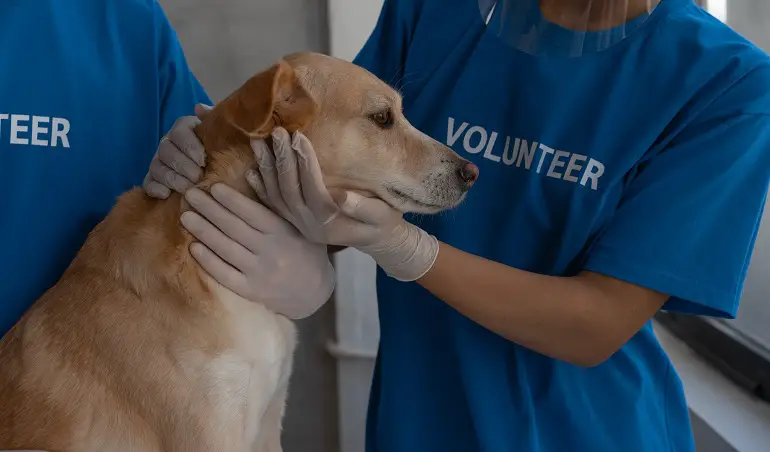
[
  {"left": 1, "top": 0, "right": 334, "bottom": 337},
  {"left": 173, "top": 0, "right": 770, "bottom": 451},
  {"left": 0, "top": 0, "right": 208, "bottom": 335}
]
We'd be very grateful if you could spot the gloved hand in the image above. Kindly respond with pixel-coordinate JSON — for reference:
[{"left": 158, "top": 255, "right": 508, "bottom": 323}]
[
  {"left": 143, "top": 104, "right": 212, "bottom": 199},
  {"left": 248, "top": 128, "right": 439, "bottom": 282},
  {"left": 181, "top": 182, "right": 336, "bottom": 319}
]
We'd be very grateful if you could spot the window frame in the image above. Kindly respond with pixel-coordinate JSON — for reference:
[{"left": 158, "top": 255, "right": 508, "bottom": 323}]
[{"left": 655, "top": 311, "right": 770, "bottom": 403}]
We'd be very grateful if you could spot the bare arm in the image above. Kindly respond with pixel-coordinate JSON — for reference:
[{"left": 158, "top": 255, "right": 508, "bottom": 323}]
[{"left": 418, "top": 242, "right": 669, "bottom": 367}]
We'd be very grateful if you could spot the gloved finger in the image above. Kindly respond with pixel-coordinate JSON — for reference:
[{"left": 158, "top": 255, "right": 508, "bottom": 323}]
[
  {"left": 157, "top": 136, "right": 203, "bottom": 182},
  {"left": 167, "top": 116, "right": 206, "bottom": 167},
  {"left": 246, "top": 168, "right": 311, "bottom": 236},
  {"left": 149, "top": 158, "right": 194, "bottom": 194},
  {"left": 248, "top": 146, "right": 275, "bottom": 209},
  {"left": 143, "top": 172, "right": 171, "bottom": 199},
  {"left": 195, "top": 103, "right": 213, "bottom": 120},
  {"left": 272, "top": 128, "right": 304, "bottom": 209},
  {"left": 252, "top": 138, "right": 293, "bottom": 220},
  {"left": 185, "top": 187, "right": 269, "bottom": 252},
  {"left": 246, "top": 169, "right": 268, "bottom": 202},
  {"left": 189, "top": 241, "right": 250, "bottom": 298},
  {"left": 294, "top": 132, "right": 339, "bottom": 224},
  {"left": 340, "top": 191, "right": 398, "bottom": 225},
  {"left": 181, "top": 210, "right": 254, "bottom": 271},
  {"left": 210, "top": 183, "right": 296, "bottom": 236}
]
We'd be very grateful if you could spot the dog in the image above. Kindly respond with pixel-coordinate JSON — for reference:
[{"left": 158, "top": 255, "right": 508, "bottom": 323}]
[{"left": 0, "top": 52, "right": 478, "bottom": 452}]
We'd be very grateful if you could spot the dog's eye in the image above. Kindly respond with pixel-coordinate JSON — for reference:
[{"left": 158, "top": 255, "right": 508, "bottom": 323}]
[{"left": 370, "top": 110, "right": 393, "bottom": 128}]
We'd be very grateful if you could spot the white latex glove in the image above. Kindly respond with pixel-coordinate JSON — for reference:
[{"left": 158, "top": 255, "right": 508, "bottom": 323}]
[
  {"left": 180, "top": 183, "right": 336, "bottom": 319},
  {"left": 143, "top": 104, "right": 212, "bottom": 199},
  {"left": 249, "top": 128, "right": 439, "bottom": 282}
]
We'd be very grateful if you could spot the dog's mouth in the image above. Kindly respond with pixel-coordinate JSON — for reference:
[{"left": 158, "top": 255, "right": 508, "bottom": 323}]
[{"left": 384, "top": 186, "right": 462, "bottom": 213}]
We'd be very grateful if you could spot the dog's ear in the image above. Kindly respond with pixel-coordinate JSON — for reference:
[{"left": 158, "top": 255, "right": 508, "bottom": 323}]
[{"left": 219, "top": 60, "right": 317, "bottom": 137}]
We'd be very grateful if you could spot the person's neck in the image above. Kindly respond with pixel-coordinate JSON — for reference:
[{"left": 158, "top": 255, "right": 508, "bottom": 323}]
[{"left": 539, "top": 0, "right": 656, "bottom": 31}]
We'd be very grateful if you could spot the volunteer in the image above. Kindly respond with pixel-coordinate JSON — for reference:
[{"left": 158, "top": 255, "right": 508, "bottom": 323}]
[
  {"left": 0, "top": 0, "right": 204, "bottom": 335},
  {"left": 57, "top": 0, "right": 770, "bottom": 451},
  {"left": 0, "top": 0, "right": 334, "bottom": 336}
]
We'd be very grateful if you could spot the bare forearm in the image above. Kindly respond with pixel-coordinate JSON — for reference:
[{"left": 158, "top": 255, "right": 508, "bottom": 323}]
[{"left": 417, "top": 242, "right": 666, "bottom": 367}]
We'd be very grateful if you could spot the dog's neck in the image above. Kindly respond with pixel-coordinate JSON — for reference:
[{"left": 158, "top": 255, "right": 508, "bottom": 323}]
[{"left": 71, "top": 116, "right": 262, "bottom": 304}]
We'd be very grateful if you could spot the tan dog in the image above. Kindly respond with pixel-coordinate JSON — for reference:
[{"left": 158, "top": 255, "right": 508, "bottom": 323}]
[{"left": 0, "top": 52, "right": 478, "bottom": 452}]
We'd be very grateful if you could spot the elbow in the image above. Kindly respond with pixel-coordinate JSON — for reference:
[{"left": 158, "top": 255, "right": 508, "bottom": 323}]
[
  {"left": 568, "top": 350, "right": 614, "bottom": 368},
  {"left": 561, "top": 337, "right": 624, "bottom": 368},
  {"left": 558, "top": 302, "right": 637, "bottom": 367},
  {"left": 565, "top": 318, "right": 652, "bottom": 367},
  {"left": 521, "top": 337, "right": 618, "bottom": 368}
]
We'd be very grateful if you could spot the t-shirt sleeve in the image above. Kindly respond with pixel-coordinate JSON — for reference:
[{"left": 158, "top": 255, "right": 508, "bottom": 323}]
[
  {"left": 584, "top": 66, "right": 770, "bottom": 319},
  {"left": 352, "top": 0, "right": 422, "bottom": 89},
  {"left": 153, "top": 1, "right": 212, "bottom": 138}
]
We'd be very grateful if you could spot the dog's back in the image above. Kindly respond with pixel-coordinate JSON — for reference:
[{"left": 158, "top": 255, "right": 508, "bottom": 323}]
[
  {"left": 0, "top": 191, "right": 222, "bottom": 450},
  {"left": 1, "top": 183, "right": 297, "bottom": 451}
]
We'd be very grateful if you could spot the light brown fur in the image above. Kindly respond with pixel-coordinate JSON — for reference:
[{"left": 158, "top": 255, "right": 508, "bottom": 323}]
[{"left": 0, "top": 52, "right": 476, "bottom": 451}]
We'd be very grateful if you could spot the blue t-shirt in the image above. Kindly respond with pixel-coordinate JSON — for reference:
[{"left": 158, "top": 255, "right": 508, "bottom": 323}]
[
  {"left": 354, "top": 0, "right": 770, "bottom": 451},
  {"left": 0, "top": 0, "right": 211, "bottom": 335}
]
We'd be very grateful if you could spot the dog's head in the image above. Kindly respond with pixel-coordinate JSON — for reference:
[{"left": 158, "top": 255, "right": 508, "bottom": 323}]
[{"left": 199, "top": 52, "right": 478, "bottom": 214}]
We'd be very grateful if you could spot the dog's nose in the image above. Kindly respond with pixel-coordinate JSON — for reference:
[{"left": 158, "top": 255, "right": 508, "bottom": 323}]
[{"left": 458, "top": 162, "right": 479, "bottom": 189}]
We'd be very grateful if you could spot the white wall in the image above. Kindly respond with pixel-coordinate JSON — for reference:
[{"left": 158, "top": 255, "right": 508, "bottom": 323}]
[
  {"left": 719, "top": 0, "right": 770, "bottom": 51},
  {"left": 326, "top": 2, "right": 384, "bottom": 452},
  {"left": 161, "top": 0, "right": 329, "bottom": 102},
  {"left": 328, "top": 0, "right": 384, "bottom": 61}
]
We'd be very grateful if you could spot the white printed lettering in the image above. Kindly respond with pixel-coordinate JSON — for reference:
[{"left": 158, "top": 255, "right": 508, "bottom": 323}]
[
  {"left": 502, "top": 136, "right": 517, "bottom": 165},
  {"left": 547, "top": 150, "right": 570, "bottom": 179},
  {"left": 447, "top": 117, "right": 468, "bottom": 147},
  {"left": 516, "top": 140, "right": 538, "bottom": 169},
  {"left": 463, "top": 126, "right": 487, "bottom": 154},
  {"left": 536, "top": 144, "right": 555, "bottom": 173},
  {"left": 0, "top": 113, "right": 71, "bottom": 148},
  {"left": 10, "top": 115, "right": 29, "bottom": 145},
  {"left": 580, "top": 158, "right": 605, "bottom": 190},
  {"left": 483, "top": 131, "right": 501, "bottom": 162},
  {"left": 563, "top": 153, "right": 587, "bottom": 183},
  {"left": 31, "top": 116, "right": 50, "bottom": 146},
  {"left": 51, "top": 117, "right": 71, "bottom": 148},
  {"left": 0, "top": 114, "right": 7, "bottom": 141},
  {"left": 444, "top": 117, "right": 605, "bottom": 192}
]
